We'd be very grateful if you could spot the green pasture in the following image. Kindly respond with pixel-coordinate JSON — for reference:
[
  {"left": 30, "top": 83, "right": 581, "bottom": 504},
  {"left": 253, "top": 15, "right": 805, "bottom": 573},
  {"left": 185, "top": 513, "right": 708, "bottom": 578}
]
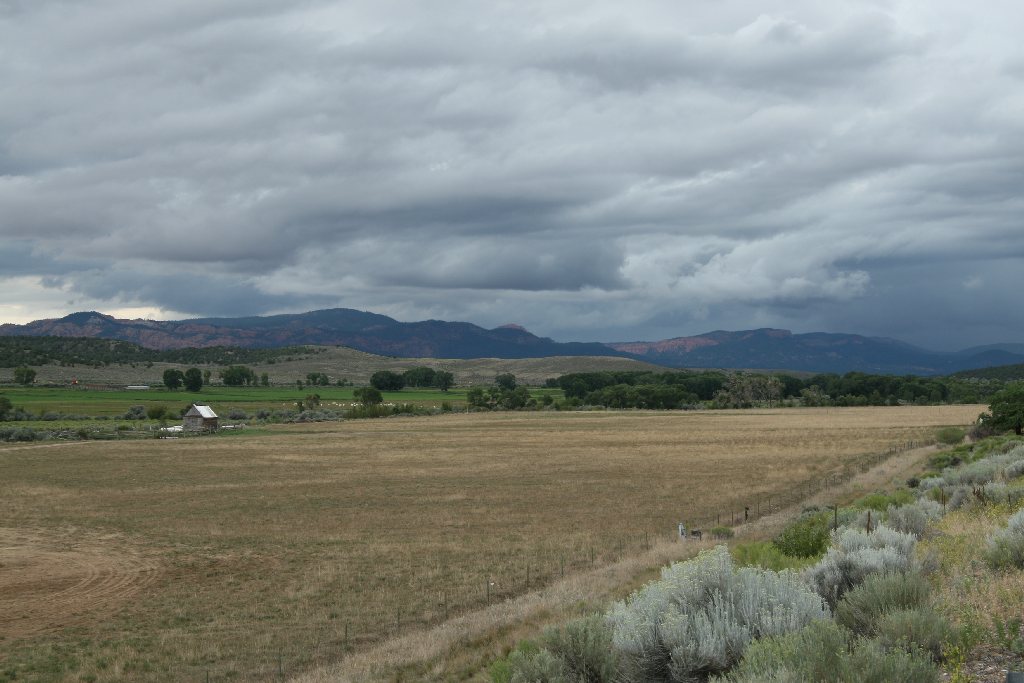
[{"left": 0, "top": 385, "right": 563, "bottom": 418}]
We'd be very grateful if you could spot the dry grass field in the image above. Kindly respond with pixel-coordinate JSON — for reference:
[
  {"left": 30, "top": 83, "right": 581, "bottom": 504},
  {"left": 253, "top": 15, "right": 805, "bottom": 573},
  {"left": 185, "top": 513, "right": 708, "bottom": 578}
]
[{"left": 0, "top": 406, "right": 981, "bottom": 682}]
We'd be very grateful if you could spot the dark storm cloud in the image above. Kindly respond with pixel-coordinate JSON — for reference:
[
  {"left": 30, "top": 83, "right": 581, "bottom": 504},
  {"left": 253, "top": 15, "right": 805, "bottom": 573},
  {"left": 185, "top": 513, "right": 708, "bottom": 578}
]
[
  {"left": 71, "top": 267, "right": 336, "bottom": 319},
  {"left": 1, "top": 0, "right": 1022, "bottom": 348}
]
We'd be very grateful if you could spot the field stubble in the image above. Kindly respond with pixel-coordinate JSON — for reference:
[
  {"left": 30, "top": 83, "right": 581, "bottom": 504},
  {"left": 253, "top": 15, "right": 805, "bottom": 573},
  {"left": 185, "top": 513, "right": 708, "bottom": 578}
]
[{"left": 0, "top": 405, "right": 981, "bottom": 681}]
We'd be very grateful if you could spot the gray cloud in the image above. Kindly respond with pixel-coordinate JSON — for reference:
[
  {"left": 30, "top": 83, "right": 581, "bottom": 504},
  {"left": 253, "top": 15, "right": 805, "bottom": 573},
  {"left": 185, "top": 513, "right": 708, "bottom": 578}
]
[{"left": 1, "top": 0, "right": 1023, "bottom": 349}]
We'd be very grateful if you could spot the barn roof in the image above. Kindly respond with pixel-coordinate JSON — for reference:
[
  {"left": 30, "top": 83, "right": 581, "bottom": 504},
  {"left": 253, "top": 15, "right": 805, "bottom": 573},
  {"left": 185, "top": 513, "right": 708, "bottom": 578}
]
[{"left": 186, "top": 404, "right": 218, "bottom": 418}]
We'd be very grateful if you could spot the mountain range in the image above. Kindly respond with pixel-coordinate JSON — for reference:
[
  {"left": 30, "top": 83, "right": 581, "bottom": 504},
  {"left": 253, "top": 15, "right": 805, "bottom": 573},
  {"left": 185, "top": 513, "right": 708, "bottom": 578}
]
[{"left": 2, "top": 309, "right": 1022, "bottom": 376}]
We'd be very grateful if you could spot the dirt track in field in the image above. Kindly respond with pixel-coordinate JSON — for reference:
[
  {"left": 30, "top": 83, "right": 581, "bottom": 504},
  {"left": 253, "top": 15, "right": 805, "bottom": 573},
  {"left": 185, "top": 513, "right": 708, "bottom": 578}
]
[{"left": 0, "top": 527, "right": 159, "bottom": 638}]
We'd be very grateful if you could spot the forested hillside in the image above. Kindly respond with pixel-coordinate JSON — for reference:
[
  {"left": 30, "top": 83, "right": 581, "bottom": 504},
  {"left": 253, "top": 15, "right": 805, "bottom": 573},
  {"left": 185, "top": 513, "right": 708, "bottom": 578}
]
[{"left": 0, "top": 336, "right": 319, "bottom": 368}]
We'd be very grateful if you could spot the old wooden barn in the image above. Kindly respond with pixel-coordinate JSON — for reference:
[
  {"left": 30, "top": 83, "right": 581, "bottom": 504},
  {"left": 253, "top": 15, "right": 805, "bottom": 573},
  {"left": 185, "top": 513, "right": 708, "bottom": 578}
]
[{"left": 183, "top": 404, "right": 218, "bottom": 431}]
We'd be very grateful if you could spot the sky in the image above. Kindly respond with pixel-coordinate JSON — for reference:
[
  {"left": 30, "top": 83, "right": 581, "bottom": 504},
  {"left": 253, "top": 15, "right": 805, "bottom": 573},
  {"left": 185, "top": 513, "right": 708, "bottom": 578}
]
[{"left": 1, "top": 0, "right": 1022, "bottom": 350}]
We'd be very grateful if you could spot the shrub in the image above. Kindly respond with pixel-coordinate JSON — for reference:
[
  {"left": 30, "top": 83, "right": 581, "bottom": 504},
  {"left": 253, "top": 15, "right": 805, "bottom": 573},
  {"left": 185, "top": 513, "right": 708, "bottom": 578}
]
[
  {"left": 834, "top": 572, "right": 931, "bottom": 636},
  {"left": 985, "top": 508, "right": 1024, "bottom": 570},
  {"left": 710, "top": 526, "right": 734, "bottom": 539},
  {"left": 874, "top": 608, "right": 950, "bottom": 661},
  {"left": 1005, "top": 459, "right": 1024, "bottom": 481},
  {"left": 0, "top": 427, "right": 40, "bottom": 442},
  {"left": 843, "top": 636, "right": 939, "bottom": 682},
  {"left": 227, "top": 409, "right": 249, "bottom": 420},
  {"left": 856, "top": 489, "right": 915, "bottom": 512},
  {"left": 806, "top": 525, "right": 917, "bottom": 608},
  {"left": 731, "top": 543, "right": 817, "bottom": 572},
  {"left": 772, "top": 512, "right": 830, "bottom": 558},
  {"left": 716, "top": 620, "right": 938, "bottom": 683},
  {"left": 885, "top": 500, "right": 943, "bottom": 539},
  {"left": 607, "top": 546, "right": 828, "bottom": 681},
  {"left": 123, "top": 405, "right": 146, "bottom": 420},
  {"left": 524, "top": 614, "right": 620, "bottom": 682},
  {"left": 507, "top": 648, "right": 566, "bottom": 682},
  {"left": 146, "top": 405, "right": 168, "bottom": 420},
  {"left": 936, "top": 427, "right": 966, "bottom": 445}
]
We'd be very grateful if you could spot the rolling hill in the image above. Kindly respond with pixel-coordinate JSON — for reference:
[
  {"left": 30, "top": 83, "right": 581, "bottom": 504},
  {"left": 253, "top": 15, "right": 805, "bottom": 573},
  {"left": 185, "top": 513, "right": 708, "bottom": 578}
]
[{"left": 2, "top": 309, "right": 1022, "bottom": 375}]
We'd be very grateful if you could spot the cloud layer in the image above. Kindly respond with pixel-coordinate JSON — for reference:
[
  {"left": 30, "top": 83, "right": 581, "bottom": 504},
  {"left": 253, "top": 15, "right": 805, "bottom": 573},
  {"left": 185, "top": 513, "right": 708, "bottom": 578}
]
[{"left": 2, "top": 0, "right": 1022, "bottom": 349}]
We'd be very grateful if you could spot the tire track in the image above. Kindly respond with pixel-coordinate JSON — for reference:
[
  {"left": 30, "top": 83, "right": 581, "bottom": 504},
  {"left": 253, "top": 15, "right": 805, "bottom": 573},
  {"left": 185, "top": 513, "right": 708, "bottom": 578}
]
[{"left": 0, "top": 528, "right": 160, "bottom": 638}]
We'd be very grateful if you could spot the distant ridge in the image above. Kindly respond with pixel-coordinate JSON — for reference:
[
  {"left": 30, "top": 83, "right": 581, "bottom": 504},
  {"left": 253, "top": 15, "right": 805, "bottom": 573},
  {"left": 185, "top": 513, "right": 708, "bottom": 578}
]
[
  {"left": 2, "top": 309, "right": 1022, "bottom": 375},
  {"left": 0, "top": 309, "right": 629, "bottom": 360},
  {"left": 607, "top": 328, "right": 1024, "bottom": 375}
]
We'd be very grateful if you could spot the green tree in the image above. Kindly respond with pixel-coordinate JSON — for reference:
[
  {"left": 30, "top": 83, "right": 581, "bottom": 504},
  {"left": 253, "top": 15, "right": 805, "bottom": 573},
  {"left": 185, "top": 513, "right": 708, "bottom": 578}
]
[
  {"left": 162, "top": 368, "right": 184, "bottom": 390},
  {"left": 986, "top": 383, "right": 1024, "bottom": 435},
  {"left": 13, "top": 366, "right": 36, "bottom": 385},
  {"left": 434, "top": 370, "right": 454, "bottom": 392},
  {"left": 260, "top": 372, "right": 269, "bottom": 387},
  {"left": 183, "top": 367, "right": 204, "bottom": 392},
  {"left": 466, "top": 386, "right": 488, "bottom": 408},
  {"left": 220, "top": 365, "right": 256, "bottom": 386},
  {"left": 494, "top": 373, "right": 517, "bottom": 391},
  {"left": 353, "top": 386, "right": 383, "bottom": 405},
  {"left": 203, "top": 369, "right": 212, "bottom": 386},
  {"left": 0, "top": 395, "right": 12, "bottom": 420},
  {"left": 370, "top": 370, "right": 405, "bottom": 391},
  {"left": 402, "top": 366, "right": 436, "bottom": 388}
]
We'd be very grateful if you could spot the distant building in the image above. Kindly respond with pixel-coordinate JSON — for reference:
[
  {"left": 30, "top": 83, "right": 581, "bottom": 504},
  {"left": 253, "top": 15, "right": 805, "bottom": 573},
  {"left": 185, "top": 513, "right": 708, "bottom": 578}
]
[{"left": 183, "top": 404, "right": 218, "bottom": 431}]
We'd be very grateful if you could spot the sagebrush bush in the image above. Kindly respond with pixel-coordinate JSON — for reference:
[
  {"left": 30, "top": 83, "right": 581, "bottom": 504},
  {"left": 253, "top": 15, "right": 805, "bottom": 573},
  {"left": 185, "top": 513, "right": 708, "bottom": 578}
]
[
  {"left": 715, "top": 620, "right": 938, "bottom": 683},
  {"left": 607, "top": 546, "right": 828, "bottom": 682},
  {"left": 123, "top": 404, "right": 146, "bottom": 420},
  {"left": 885, "top": 500, "right": 943, "bottom": 539},
  {"left": 942, "top": 454, "right": 1019, "bottom": 487},
  {"left": 772, "top": 512, "right": 830, "bottom": 558},
  {"left": 0, "top": 427, "right": 41, "bottom": 442},
  {"left": 874, "top": 607, "right": 950, "bottom": 661},
  {"left": 946, "top": 485, "right": 972, "bottom": 510},
  {"left": 985, "top": 508, "right": 1024, "bottom": 570},
  {"left": 834, "top": 525, "right": 917, "bottom": 558},
  {"left": 710, "top": 526, "right": 734, "bottom": 539},
  {"left": 806, "top": 525, "right": 917, "bottom": 608},
  {"left": 834, "top": 571, "right": 931, "bottom": 636},
  {"left": 1005, "top": 459, "right": 1024, "bottom": 480}
]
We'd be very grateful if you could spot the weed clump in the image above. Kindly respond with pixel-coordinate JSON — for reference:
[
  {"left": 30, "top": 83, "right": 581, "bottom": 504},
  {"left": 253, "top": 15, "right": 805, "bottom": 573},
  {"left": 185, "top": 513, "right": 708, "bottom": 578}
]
[
  {"left": 874, "top": 608, "right": 950, "bottom": 661},
  {"left": 715, "top": 620, "right": 938, "bottom": 683},
  {"left": 834, "top": 572, "right": 931, "bottom": 636},
  {"left": 772, "top": 512, "right": 830, "bottom": 558}
]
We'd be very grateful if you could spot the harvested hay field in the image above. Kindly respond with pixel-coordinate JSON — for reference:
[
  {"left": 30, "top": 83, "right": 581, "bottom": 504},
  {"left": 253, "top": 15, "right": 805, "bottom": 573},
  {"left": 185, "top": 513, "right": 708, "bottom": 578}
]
[{"left": 0, "top": 405, "right": 980, "bottom": 681}]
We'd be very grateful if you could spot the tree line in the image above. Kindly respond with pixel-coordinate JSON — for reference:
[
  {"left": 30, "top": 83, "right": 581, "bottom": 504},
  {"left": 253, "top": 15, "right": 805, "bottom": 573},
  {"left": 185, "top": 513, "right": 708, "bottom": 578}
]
[
  {"left": 548, "top": 370, "right": 1004, "bottom": 409},
  {"left": 369, "top": 367, "right": 454, "bottom": 391}
]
